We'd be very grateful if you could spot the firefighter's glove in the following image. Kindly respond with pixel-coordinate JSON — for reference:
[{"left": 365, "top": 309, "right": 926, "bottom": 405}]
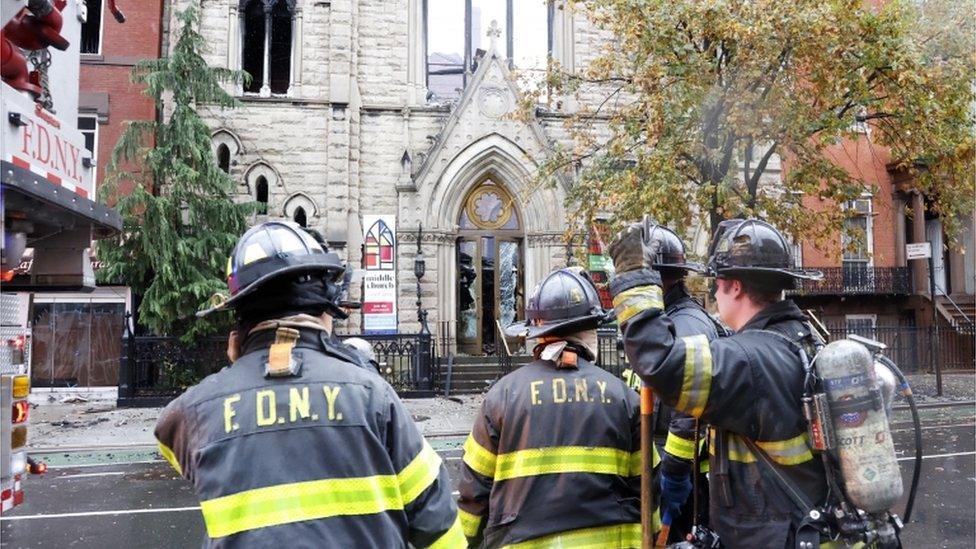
[
  {"left": 607, "top": 222, "right": 648, "bottom": 275},
  {"left": 608, "top": 219, "right": 661, "bottom": 295},
  {"left": 660, "top": 471, "right": 693, "bottom": 518}
]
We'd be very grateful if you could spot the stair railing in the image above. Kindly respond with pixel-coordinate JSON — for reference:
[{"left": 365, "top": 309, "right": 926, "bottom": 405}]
[{"left": 933, "top": 282, "right": 974, "bottom": 329}]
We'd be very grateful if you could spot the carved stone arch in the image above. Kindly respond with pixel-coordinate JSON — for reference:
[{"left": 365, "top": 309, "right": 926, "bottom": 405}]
[
  {"left": 282, "top": 192, "right": 318, "bottom": 221},
  {"left": 426, "top": 133, "right": 565, "bottom": 235},
  {"left": 211, "top": 128, "right": 243, "bottom": 156},
  {"left": 242, "top": 160, "right": 282, "bottom": 194}
]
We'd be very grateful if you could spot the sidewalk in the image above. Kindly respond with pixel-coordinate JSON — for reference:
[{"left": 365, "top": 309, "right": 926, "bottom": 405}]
[
  {"left": 28, "top": 394, "right": 485, "bottom": 450},
  {"left": 26, "top": 373, "right": 971, "bottom": 450}
]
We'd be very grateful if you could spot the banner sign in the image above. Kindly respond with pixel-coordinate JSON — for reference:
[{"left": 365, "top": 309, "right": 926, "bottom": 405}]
[{"left": 362, "top": 215, "right": 398, "bottom": 334}]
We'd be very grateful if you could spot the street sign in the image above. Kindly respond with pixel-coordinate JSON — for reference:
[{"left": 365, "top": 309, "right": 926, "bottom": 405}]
[{"left": 906, "top": 242, "right": 931, "bottom": 260}]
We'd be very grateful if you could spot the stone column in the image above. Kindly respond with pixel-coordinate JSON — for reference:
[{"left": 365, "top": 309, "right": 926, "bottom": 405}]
[
  {"left": 894, "top": 193, "right": 906, "bottom": 267},
  {"left": 227, "top": 4, "right": 240, "bottom": 94},
  {"left": 290, "top": 7, "right": 303, "bottom": 96},
  {"left": 260, "top": 11, "right": 272, "bottom": 97},
  {"left": 911, "top": 191, "right": 928, "bottom": 295}
]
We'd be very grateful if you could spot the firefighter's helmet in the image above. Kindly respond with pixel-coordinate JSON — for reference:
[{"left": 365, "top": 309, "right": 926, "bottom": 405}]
[
  {"left": 644, "top": 223, "right": 705, "bottom": 276},
  {"left": 197, "top": 221, "right": 344, "bottom": 317},
  {"left": 706, "top": 218, "right": 822, "bottom": 286},
  {"left": 505, "top": 267, "right": 608, "bottom": 339}
]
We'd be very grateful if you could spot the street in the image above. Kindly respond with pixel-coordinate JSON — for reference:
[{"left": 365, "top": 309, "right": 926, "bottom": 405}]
[{"left": 1, "top": 404, "right": 973, "bottom": 548}]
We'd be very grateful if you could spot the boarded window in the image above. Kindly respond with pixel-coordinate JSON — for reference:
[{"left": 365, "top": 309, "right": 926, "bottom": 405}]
[{"left": 31, "top": 302, "right": 125, "bottom": 388}]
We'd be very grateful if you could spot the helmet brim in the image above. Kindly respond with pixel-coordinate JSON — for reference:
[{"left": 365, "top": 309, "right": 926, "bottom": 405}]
[
  {"left": 504, "top": 313, "right": 607, "bottom": 339},
  {"left": 713, "top": 266, "right": 824, "bottom": 281},
  {"left": 655, "top": 261, "right": 707, "bottom": 274},
  {"left": 196, "top": 263, "right": 343, "bottom": 318}
]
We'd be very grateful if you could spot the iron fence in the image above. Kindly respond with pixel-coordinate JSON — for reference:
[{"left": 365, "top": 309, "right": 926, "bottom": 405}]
[
  {"left": 118, "top": 330, "right": 439, "bottom": 407},
  {"left": 592, "top": 323, "right": 974, "bottom": 382}
]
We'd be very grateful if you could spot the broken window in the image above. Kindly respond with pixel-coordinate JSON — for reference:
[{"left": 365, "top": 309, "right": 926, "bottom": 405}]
[
  {"left": 242, "top": 0, "right": 266, "bottom": 93},
  {"left": 80, "top": 0, "right": 102, "bottom": 54},
  {"left": 241, "top": 0, "right": 293, "bottom": 95},
  {"left": 425, "top": 0, "right": 552, "bottom": 101}
]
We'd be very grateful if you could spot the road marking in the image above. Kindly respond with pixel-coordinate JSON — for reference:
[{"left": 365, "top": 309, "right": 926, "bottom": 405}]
[
  {"left": 46, "top": 459, "right": 164, "bottom": 470},
  {"left": 897, "top": 450, "right": 976, "bottom": 462},
  {"left": 57, "top": 471, "right": 126, "bottom": 480},
  {"left": 0, "top": 506, "right": 201, "bottom": 521}
]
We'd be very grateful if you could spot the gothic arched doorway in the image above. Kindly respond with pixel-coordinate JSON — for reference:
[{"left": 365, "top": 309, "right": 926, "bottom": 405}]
[{"left": 456, "top": 176, "right": 524, "bottom": 355}]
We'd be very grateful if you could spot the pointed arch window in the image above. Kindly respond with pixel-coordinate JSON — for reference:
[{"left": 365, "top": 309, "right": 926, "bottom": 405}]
[
  {"left": 424, "top": 0, "right": 553, "bottom": 100},
  {"left": 255, "top": 176, "right": 269, "bottom": 213},
  {"left": 364, "top": 219, "right": 396, "bottom": 269},
  {"left": 217, "top": 144, "right": 231, "bottom": 173},
  {"left": 293, "top": 206, "right": 307, "bottom": 227},
  {"left": 240, "top": 0, "right": 294, "bottom": 96}
]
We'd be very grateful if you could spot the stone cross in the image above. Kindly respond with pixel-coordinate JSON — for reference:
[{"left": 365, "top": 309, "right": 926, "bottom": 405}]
[{"left": 487, "top": 20, "right": 501, "bottom": 52}]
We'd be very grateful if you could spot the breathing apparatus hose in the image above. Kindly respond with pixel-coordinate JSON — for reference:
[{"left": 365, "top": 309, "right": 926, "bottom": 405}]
[{"left": 878, "top": 354, "right": 922, "bottom": 523}]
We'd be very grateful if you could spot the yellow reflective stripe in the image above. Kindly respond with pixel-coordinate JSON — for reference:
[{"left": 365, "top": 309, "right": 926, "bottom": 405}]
[
  {"left": 502, "top": 522, "right": 642, "bottom": 549},
  {"left": 462, "top": 435, "right": 497, "bottom": 478},
  {"left": 756, "top": 433, "right": 814, "bottom": 466},
  {"left": 429, "top": 514, "right": 467, "bottom": 549},
  {"left": 709, "top": 433, "right": 814, "bottom": 466},
  {"left": 458, "top": 507, "right": 483, "bottom": 538},
  {"left": 399, "top": 440, "right": 443, "bottom": 505},
  {"left": 200, "top": 475, "right": 402, "bottom": 538},
  {"left": 495, "top": 446, "right": 635, "bottom": 482},
  {"left": 627, "top": 447, "right": 661, "bottom": 477},
  {"left": 675, "top": 335, "right": 712, "bottom": 417},
  {"left": 157, "top": 442, "right": 182, "bottom": 476},
  {"left": 664, "top": 433, "right": 697, "bottom": 461},
  {"left": 613, "top": 286, "right": 664, "bottom": 325}
]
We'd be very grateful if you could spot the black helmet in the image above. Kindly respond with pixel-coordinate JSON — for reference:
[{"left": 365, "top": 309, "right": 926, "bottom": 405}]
[
  {"left": 644, "top": 223, "right": 705, "bottom": 276},
  {"left": 505, "top": 267, "right": 607, "bottom": 339},
  {"left": 197, "top": 220, "right": 344, "bottom": 317},
  {"left": 707, "top": 219, "right": 822, "bottom": 285}
]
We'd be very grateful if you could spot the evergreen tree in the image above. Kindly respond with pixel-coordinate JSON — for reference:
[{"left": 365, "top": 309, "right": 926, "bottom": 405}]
[{"left": 97, "top": 1, "right": 252, "bottom": 341}]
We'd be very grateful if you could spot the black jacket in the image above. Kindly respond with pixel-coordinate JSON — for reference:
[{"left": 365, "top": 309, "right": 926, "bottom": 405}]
[
  {"left": 155, "top": 326, "right": 463, "bottom": 548},
  {"left": 657, "top": 283, "right": 722, "bottom": 476},
  {"left": 457, "top": 352, "right": 646, "bottom": 548},
  {"left": 612, "top": 271, "right": 826, "bottom": 548}
]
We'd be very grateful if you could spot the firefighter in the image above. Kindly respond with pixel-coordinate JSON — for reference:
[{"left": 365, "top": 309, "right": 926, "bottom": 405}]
[
  {"left": 608, "top": 218, "right": 827, "bottom": 548},
  {"left": 458, "top": 267, "right": 648, "bottom": 548},
  {"left": 155, "top": 220, "right": 464, "bottom": 548},
  {"left": 639, "top": 224, "right": 726, "bottom": 544}
]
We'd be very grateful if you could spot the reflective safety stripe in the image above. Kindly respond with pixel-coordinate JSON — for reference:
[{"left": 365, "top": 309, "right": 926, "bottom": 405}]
[
  {"left": 613, "top": 286, "right": 664, "bottom": 325},
  {"left": 429, "top": 514, "right": 467, "bottom": 549},
  {"left": 709, "top": 432, "right": 814, "bottom": 466},
  {"left": 501, "top": 522, "right": 643, "bottom": 549},
  {"left": 399, "top": 440, "right": 443, "bottom": 505},
  {"left": 157, "top": 442, "right": 182, "bottom": 476},
  {"left": 675, "top": 335, "right": 712, "bottom": 417},
  {"left": 462, "top": 435, "right": 497, "bottom": 479},
  {"left": 627, "top": 448, "right": 660, "bottom": 477},
  {"left": 458, "top": 507, "right": 483, "bottom": 538},
  {"left": 756, "top": 433, "right": 814, "bottom": 465},
  {"left": 200, "top": 475, "right": 404, "bottom": 538},
  {"left": 495, "top": 446, "right": 637, "bottom": 482},
  {"left": 664, "top": 433, "right": 696, "bottom": 461}
]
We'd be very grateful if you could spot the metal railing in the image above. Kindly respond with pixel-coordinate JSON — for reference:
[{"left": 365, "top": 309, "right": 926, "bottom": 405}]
[
  {"left": 790, "top": 266, "right": 913, "bottom": 296},
  {"left": 118, "top": 329, "right": 440, "bottom": 406}
]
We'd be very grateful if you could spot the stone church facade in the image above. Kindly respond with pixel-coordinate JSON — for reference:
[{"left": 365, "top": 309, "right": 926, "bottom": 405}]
[{"left": 184, "top": 0, "right": 612, "bottom": 352}]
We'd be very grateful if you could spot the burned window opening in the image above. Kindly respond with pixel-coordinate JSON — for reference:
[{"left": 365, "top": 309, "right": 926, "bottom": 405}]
[
  {"left": 255, "top": 176, "right": 269, "bottom": 206},
  {"left": 268, "top": 0, "right": 292, "bottom": 94},
  {"left": 242, "top": 0, "right": 266, "bottom": 93},
  {"left": 293, "top": 206, "right": 307, "bottom": 227}
]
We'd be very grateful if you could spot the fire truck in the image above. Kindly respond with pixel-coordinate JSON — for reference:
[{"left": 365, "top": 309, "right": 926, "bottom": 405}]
[{"left": 0, "top": 0, "right": 123, "bottom": 513}]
